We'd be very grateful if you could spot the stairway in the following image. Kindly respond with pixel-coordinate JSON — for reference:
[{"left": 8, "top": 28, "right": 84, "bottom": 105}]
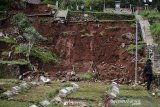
[{"left": 136, "top": 15, "right": 160, "bottom": 75}]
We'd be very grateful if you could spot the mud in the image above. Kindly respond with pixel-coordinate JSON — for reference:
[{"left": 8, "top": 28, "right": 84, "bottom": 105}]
[{"left": 32, "top": 19, "right": 143, "bottom": 83}]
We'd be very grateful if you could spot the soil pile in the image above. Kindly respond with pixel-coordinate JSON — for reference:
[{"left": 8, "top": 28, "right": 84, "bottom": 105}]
[{"left": 32, "top": 20, "right": 144, "bottom": 83}]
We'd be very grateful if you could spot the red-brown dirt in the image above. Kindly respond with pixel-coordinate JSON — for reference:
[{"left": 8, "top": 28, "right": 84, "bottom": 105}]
[{"left": 31, "top": 19, "right": 143, "bottom": 83}]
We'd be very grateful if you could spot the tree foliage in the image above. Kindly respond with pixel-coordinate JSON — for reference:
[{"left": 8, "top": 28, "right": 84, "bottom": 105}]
[{"left": 11, "top": 13, "right": 31, "bottom": 30}]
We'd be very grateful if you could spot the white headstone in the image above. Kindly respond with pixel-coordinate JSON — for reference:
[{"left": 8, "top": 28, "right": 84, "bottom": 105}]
[{"left": 59, "top": 89, "right": 69, "bottom": 97}]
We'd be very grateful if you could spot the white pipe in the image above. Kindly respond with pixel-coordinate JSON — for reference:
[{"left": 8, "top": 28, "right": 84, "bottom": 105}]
[{"left": 135, "top": 21, "right": 138, "bottom": 85}]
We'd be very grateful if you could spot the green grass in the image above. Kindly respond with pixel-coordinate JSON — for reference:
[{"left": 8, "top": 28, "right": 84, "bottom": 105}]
[
  {"left": 0, "top": 80, "right": 159, "bottom": 107},
  {"left": 0, "top": 79, "right": 20, "bottom": 94},
  {"left": 67, "top": 82, "right": 108, "bottom": 101},
  {"left": 46, "top": 103, "right": 63, "bottom": 107},
  {"left": 13, "top": 81, "right": 64, "bottom": 103},
  {"left": 0, "top": 100, "right": 31, "bottom": 107}
]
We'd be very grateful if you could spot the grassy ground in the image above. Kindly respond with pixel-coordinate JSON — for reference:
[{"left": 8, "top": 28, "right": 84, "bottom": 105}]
[
  {"left": 13, "top": 81, "right": 65, "bottom": 103},
  {"left": 0, "top": 79, "right": 21, "bottom": 94},
  {"left": 0, "top": 79, "right": 160, "bottom": 107},
  {"left": 67, "top": 82, "right": 107, "bottom": 101},
  {"left": 0, "top": 100, "right": 31, "bottom": 107}
]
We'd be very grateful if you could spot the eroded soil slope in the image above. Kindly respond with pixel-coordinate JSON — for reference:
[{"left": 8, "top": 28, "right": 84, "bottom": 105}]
[{"left": 32, "top": 19, "right": 143, "bottom": 83}]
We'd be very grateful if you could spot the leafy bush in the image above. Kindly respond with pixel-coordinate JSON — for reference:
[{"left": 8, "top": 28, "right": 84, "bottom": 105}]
[
  {"left": 127, "top": 42, "right": 146, "bottom": 55},
  {"left": 31, "top": 47, "right": 58, "bottom": 63},
  {"left": 81, "top": 72, "right": 93, "bottom": 81},
  {"left": 150, "top": 23, "right": 160, "bottom": 41},
  {"left": 0, "top": 37, "right": 16, "bottom": 44},
  {"left": 69, "top": 11, "right": 135, "bottom": 20},
  {"left": 23, "top": 27, "right": 46, "bottom": 42},
  {"left": 140, "top": 11, "right": 160, "bottom": 23},
  {"left": 14, "top": 44, "right": 28, "bottom": 54},
  {"left": 11, "top": 13, "right": 31, "bottom": 30}
]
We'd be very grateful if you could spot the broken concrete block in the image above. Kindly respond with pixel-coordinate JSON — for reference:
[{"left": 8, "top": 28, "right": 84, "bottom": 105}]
[{"left": 40, "top": 76, "right": 51, "bottom": 83}]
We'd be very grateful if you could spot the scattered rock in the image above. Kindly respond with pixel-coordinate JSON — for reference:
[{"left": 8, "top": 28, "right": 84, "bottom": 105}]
[
  {"left": 1, "top": 90, "right": 13, "bottom": 99},
  {"left": 20, "top": 82, "right": 32, "bottom": 89},
  {"left": 0, "top": 32, "right": 4, "bottom": 38},
  {"left": 40, "top": 100, "right": 51, "bottom": 106},
  {"left": 121, "top": 43, "right": 125, "bottom": 48},
  {"left": 60, "top": 78, "right": 66, "bottom": 83},
  {"left": 122, "top": 33, "right": 134, "bottom": 40},
  {"left": 11, "top": 86, "right": 21, "bottom": 94},
  {"left": 40, "top": 76, "right": 51, "bottom": 83},
  {"left": 51, "top": 96, "right": 62, "bottom": 103}
]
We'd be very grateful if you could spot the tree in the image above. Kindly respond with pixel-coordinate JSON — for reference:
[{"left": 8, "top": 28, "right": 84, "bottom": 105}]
[
  {"left": 12, "top": 13, "right": 46, "bottom": 70},
  {"left": 23, "top": 27, "right": 46, "bottom": 69}
]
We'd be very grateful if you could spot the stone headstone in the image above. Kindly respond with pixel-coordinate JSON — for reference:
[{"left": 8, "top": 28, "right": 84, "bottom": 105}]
[
  {"left": 59, "top": 89, "right": 69, "bottom": 97},
  {"left": 65, "top": 87, "right": 74, "bottom": 92},
  {"left": 112, "top": 86, "right": 119, "bottom": 95}
]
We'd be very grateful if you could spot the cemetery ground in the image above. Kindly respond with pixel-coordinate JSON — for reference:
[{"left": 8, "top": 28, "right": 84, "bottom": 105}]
[
  {"left": 0, "top": 79, "right": 160, "bottom": 107},
  {"left": 1, "top": 3, "right": 160, "bottom": 107}
]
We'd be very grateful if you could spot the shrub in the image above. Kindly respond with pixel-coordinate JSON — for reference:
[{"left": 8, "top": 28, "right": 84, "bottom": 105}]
[
  {"left": 11, "top": 13, "right": 31, "bottom": 30},
  {"left": 0, "top": 37, "right": 17, "bottom": 44},
  {"left": 127, "top": 42, "right": 146, "bottom": 55},
  {"left": 14, "top": 44, "right": 28, "bottom": 54},
  {"left": 81, "top": 72, "right": 93, "bottom": 81},
  {"left": 150, "top": 23, "right": 160, "bottom": 41},
  {"left": 69, "top": 11, "right": 135, "bottom": 20},
  {"left": 31, "top": 47, "right": 58, "bottom": 63}
]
